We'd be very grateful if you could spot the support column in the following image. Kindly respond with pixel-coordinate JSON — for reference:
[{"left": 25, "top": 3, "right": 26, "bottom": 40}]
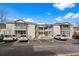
[
  {"left": 61, "top": 25, "right": 63, "bottom": 35},
  {"left": 43, "top": 27, "right": 44, "bottom": 38},
  {"left": 36, "top": 26, "right": 39, "bottom": 39},
  {"left": 48, "top": 26, "right": 50, "bottom": 36}
]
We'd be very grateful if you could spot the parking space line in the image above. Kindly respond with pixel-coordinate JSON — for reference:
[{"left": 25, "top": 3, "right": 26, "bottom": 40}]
[{"left": 0, "top": 42, "right": 5, "bottom": 44}]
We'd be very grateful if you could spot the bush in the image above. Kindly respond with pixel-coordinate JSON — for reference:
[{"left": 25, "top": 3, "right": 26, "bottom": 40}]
[{"left": 72, "top": 32, "right": 79, "bottom": 39}]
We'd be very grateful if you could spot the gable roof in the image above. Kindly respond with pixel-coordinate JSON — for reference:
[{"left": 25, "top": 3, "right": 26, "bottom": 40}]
[
  {"left": 6, "top": 19, "right": 35, "bottom": 25},
  {"left": 54, "top": 22, "right": 73, "bottom": 26}
]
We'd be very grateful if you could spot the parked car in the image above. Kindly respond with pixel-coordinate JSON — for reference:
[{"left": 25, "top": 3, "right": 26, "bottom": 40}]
[
  {"left": 3, "top": 35, "right": 15, "bottom": 42},
  {"left": 19, "top": 35, "right": 28, "bottom": 42},
  {"left": 54, "top": 34, "right": 68, "bottom": 41},
  {"left": 0, "top": 34, "right": 4, "bottom": 42}
]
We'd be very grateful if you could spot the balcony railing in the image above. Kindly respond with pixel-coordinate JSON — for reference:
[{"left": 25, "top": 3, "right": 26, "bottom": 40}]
[
  {"left": 45, "top": 29, "right": 52, "bottom": 31},
  {"left": 15, "top": 26, "right": 27, "bottom": 30},
  {"left": 36, "top": 28, "right": 53, "bottom": 32}
]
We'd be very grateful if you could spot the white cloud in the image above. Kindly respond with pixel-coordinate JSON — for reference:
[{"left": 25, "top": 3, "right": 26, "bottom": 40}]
[
  {"left": 45, "top": 12, "right": 52, "bottom": 16},
  {"left": 47, "top": 12, "right": 51, "bottom": 16},
  {"left": 72, "top": 13, "right": 79, "bottom": 19},
  {"left": 55, "top": 12, "right": 79, "bottom": 22},
  {"left": 72, "top": 23, "right": 77, "bottom": 26},
  {"left": 13, "top": 19, "right": 18, "bottom": 21},
  {"left": 63, "top": 12, "right": 74, "bottom": 19},
  {"left": 7, "top": 18, "right": 18, "bottom": 22},
  {"left": 53, "top": 3, "right": 75, "bottom": 10},
  {"left": 63, "top": 12, "right": 79, "bottom": 19},
  {"left": 23, "top": 18, "right": 34, "bottom": 22},
  {"left": 55, "top": 17, "right": 62, "bottom": 21},
  {"left": 37, "top": 23, "right": 45, "bottom": 24}
]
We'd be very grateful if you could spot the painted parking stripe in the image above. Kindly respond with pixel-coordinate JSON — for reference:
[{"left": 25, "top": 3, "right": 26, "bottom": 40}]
[{"left": 0, "top": 42, "right": 5, "bottom": 44}]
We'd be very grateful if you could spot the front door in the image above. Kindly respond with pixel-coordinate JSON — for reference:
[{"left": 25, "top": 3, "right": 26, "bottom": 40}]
[{"left": 15, "top": 30, "right": 26, "bottom": 37}]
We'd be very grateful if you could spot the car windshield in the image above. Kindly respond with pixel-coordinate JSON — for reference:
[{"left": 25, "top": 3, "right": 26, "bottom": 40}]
[
  {"left": 4, "top": 35, "right": 11, "bottom": 37},
  {"left": 13, "top": 35, "right": 15, "bottom": 37},
  {"left": 57, "top": 35, "right": 60, "bottom": 36},
  {"left": 21, "top": 35, "right": 26, "bottom": 37},
  {"left": 62, "top": 35, "right": 66, "bottom": 37}
]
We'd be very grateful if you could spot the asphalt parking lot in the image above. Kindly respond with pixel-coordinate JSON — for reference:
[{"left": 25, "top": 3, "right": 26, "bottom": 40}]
[{"left": 0, "top": 39, "right": 79, "bottom": 56}]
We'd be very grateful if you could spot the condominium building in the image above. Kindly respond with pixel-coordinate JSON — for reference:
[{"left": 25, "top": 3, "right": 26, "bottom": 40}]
[
  {"left": 0, "top": 23, "right": 6, "bottom": 35},
  {"left": 0, "top": 20, "right": 74, "bottom": 39},
  {"left": 6, "top": 20, "right": 35, "bottom": 39},
  {"left": 53, "top": 23, "right": 73, "bottom": 39}
]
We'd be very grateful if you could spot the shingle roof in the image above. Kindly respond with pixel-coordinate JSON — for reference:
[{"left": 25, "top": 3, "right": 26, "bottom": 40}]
[
  {"left": 6, "top": 19, "right": 35, "bottom": 25},
  {"left": 6, "top": 20, "right": 73, "bottom": 26},
  {"left": 54, "top": 22, "right": 73, "bottom": 26}
]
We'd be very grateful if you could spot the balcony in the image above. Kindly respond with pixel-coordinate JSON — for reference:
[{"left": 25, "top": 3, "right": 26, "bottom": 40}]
[
  {"left": 44, "top": 29, "right": 52, "bottom": 31},
  {"left": 37, "top": 30, "right": 44, "bottom": 32},
  {"left": 15, "top": 26, "right": 27, "bottom": 30},
  {"left": 36, "top": 28, "right": 52, "bottom": 32}
]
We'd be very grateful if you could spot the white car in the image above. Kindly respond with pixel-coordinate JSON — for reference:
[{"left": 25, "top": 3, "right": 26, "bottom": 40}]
[
  {"left": 19, "top": 35, "right": 28, "bottom": 42},
  {"left": 54, "top": 34, "right": 68, "bottom": 41},
  {"left": 3, "top": 35, "right": 14, "bottom": 42}
]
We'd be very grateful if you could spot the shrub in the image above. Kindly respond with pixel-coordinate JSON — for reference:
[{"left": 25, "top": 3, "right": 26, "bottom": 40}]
[{"left": 72, "top": 32, "right": 79, "bottom": 39}]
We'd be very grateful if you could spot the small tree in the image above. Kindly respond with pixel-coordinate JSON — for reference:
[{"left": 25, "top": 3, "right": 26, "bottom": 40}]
[
  {"left": 72, "top": 32, "right": 79, "bottom": 39},
  {"left": 73, "top": 22, "right": 79, "bottom": 39},
  {"left": 0, "top": 9, "right": 8, "bottom": 23}
]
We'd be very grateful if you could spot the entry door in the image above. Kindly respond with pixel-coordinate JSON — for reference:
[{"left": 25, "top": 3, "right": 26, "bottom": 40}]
[
  {"left": 16, "top": 31, "right": 26, "bottom": 37},
  {"left": 20, "top": 31, "right": 26, "bottom": 35}
]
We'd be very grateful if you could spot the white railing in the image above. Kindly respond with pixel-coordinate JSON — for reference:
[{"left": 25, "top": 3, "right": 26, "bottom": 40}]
[
  {"left": 45, "top": 29, "right": 52, "bottom": 31},
  {"left": 15, "top": 26, "right": 27, "bottom": 30}
]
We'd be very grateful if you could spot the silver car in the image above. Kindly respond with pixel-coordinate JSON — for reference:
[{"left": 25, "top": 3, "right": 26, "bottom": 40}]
[
  {"left": 3, "top": 35, "right": 14, "bottom": 42},
  {"left": 19, "top": 35, "right": 28, "bottom": 42},
  {"left": 54, "top": 34, "right": 68, "bottom": 41}
]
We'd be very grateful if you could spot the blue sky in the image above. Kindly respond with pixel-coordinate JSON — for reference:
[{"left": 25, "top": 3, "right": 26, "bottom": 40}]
[{"left": 0, "top": 3, "right": 79, "bottom": 24}]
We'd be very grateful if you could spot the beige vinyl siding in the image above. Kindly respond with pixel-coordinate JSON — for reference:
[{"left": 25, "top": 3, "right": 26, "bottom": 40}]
[
  {"left": 28, "top": 24, "right": 35, "bottom": 39},
  {"left": 53, "top": 25, "right": 61, "bottom": 36},
  {"left": 5, "top": 24, "right": 15, "bottom": 35}
]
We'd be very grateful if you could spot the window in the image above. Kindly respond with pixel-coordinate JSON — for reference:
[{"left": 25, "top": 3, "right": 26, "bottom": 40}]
[
  {"left": 61, "top": 25, "right": 70, "bottom": 37},
  {"left": 44, "top": 27, "right": 47, "bottom": 30},
  {"left": 39, "top": 32, "right": 43, "bottom": 35},
  {"left": 62, "top": 35, "right": 66, "bottom": 37},
  {"left": 56, "top": 34, "right": 61, "bottom": 36},
  {"left": 4, "top": 35, "right": 11, "bottom": 37},
  {"left": 21, "top": 35, "right": 26, "bottom": 37},
  {"left": 61, "top": 31, "right": 70, "bottom": 37},
  {"left": 39, "top": 27, "right": 43, "bottom": 30}
]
